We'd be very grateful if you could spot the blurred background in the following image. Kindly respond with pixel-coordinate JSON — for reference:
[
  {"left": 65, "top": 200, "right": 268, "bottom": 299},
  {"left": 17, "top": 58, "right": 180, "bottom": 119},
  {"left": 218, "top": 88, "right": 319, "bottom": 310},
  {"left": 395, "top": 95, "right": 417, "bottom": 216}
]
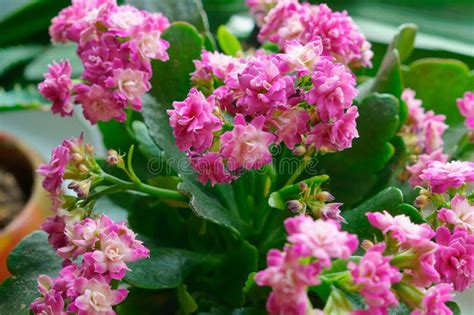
[{"left": 0, "top": 0, "right": 473, "bottom": 311}]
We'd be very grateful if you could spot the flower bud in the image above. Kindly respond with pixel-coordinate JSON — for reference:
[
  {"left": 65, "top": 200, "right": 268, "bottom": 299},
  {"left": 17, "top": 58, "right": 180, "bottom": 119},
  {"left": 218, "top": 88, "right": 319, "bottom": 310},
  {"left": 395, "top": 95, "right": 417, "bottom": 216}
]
[
  {"left": 68, "top": 180, "right": 91, "bottom": 198},
  {"left": 361, "top": 239, "right": 374, "bottom": 251},
  {"left": 71, "top": 152, "right": 84, "bottom": 163},
  {"left": 287, "top": 200, "right": 304, "bottom": 213},
  {"left": 106, "top": 149, "right": 121, "bottom": 165},
  {"left": 292, "top": 146, "right": 306, "bottom": 156},
  {"left": 77, "top": 164, "right": 89, "bottom": 174},
  {"left": 298, "top": 181, "right": 308, "bottom": 191},
  {"left": 316, "top": 191, "right": 335, "bottom": 202},
  {"left": 85, "top": 143, "right": 94, "bottom": 154},
  {"left": 415, "top": 194, "right": 428, "bottom": 209}
]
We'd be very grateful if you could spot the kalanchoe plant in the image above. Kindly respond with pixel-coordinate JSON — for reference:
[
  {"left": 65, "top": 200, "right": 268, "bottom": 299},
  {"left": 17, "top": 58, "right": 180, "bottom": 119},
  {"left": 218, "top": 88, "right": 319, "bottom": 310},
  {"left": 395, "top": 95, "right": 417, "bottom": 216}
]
[{"left": 0, "top": 0, "right": 473, "bottom": 314}]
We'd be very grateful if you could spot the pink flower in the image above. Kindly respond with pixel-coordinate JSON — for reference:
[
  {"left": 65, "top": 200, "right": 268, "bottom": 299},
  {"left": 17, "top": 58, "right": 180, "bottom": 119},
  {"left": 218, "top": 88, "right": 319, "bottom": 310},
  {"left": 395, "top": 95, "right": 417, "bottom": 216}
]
[
  {"left": 284, "top": 39, "right": 323, "bottom": 76},
  {"left": 304, "top": 4, "right": 372, "bottom": 67},
  {"left": 258, "top": 0, "right": 306, "bottom": 47},
  {"left": 402, "top": 88, "right": 425, "bottom": 128},
  {"left": 348, "top": 243, "right": 402, "bottom": 311},
  {"left": 38, "top": 60, "right": 74, "bottom": 116},
  {"left": 438, "top": 195, "right": 474, "bottom": 233},
  {"left": 268, "top": 108, "right": 310, "bottom": 149},
  {"left": 411, "top": 284, "right": 454, "bottom": 315},
  {"left": 105, "top": 5, "right": 146, "bottom": 33},
  {"left": 192, "top": 50, "right": 243, "bottom": 84},
  {"left": 74, "top": 84, "right": 127, "bottom": 124},
  {"left": 407, "top": 149, "right": 448, "bottom": 187},
  {"left": 422, "top": 111, "right": 448, "bottom": 154},
  {"left": 255, "top": 247, "right": 319, "bottom": 315},
  {"left": 168, "top": 88, "right": 223, "bottom": 153},
  {"left": 230, "top": 55, "right": 296, "bottom": 116},
  {"left": 108, "top": 68, "right": 151, "bottom": 108},
  {"left": 246, "top": 0, "right": 279, "bottom": 26},
  {"left": 457, "top": 91, "right": 474, "bottom": 130},
  {"left": 284, "top": 215, "right": 358, "bottom": 267},
  {"left": 420, "top": 160, "right": 474, "bottom": 193},
  {"left": 49, "top": 0, "right": 117, "bottom": 43},
  {"left": 41, "top": 215, "right": 67, "bottom": 250},
  {"left": 68, "top": 276, "right": 128, "bottom": 315},
  {"left": 435, "top": 227, "right": 474, "bottom": 292},
  {"left": 367, "top": 211, "right": 435, "bottom": 245},
  {"left": 320, "top": 203, "right": 346, "bottom": 223},
  {"left": 306, "top": 106, "right": 359, "bottom": 152},
  {"left": 189, "top": 152, "right": 235, "bottom": 186},
  {"left": 128, "top": 13, "right": 170, "bottom": 61},
  {"left": 220, "top": 115, "right": 276, "bottom": 171},
  {"left": 58, "top": 217, "right": 105, "bottom": 259},
  {"left": 86, "top": 230, "right": 149, "bottom": 279},
  {"left": 307, "top": 58, "right": 357, "bottom": 122},
  {"left": 30, "top": 289, "right": 66, "bottom": 315},
  {"left": 37, "top": 144, "right": 70, "bottom": 195}
]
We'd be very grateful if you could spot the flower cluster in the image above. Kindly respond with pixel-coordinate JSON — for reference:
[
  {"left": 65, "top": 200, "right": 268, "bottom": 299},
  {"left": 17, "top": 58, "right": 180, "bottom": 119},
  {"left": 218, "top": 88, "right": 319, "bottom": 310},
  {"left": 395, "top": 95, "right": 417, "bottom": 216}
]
[
  {"left": 457, "top": 91, "right": 474, "bottom": 130},
  {"left": 39, "top": 0, "right": 170, "bottom": 124},
  {"left": 399, "top": 89, "right": 449, "bottom": 186},
  {"left": 255, "top": 215, "right": 358, "bottom": 314},
  {"left": 31, "top": 214, "right": 149, "bottom": 314},
  {"left": 38, "top": 134, "right": 100, "bottom": 209},
  {"left": 170, "top": 33, "right": 360, "bottom": 185},
  {"left": 252, "top": 0, "right": 373, "bottom": 68}
]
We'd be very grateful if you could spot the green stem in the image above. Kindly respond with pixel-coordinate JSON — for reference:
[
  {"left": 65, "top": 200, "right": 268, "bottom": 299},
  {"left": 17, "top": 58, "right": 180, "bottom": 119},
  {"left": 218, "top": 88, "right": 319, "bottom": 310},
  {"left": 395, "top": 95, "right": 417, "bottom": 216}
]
[
  {"left": 101, "top": 173, "right": 187, "bottom": 202},
  {"left": 284, "top": 148, "right": 316, "bottom": 186}
]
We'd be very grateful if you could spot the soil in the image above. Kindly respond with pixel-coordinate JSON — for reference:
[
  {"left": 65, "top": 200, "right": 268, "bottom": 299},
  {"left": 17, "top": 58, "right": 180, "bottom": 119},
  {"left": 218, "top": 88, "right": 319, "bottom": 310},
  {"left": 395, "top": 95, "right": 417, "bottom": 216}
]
[{"left": 0, "top": 168, "right": 25, "bottom": 229}]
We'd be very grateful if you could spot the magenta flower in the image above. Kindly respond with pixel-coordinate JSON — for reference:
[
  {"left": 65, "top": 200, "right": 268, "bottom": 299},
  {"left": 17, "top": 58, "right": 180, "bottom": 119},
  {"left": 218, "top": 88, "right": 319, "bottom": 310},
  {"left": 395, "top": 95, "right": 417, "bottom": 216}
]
[
  {"left": 30, "top": 289, "right": 66, "bottom": 315},
  {"left": 128, "top": 13, "right": 170, "bottom": 61},
  {"left": 192, "top": 50, "right": 243, "bottom": 84},
  {"left": 255, "top": 247, "right": 319, "bottom": 315},
  {"left": 411, "top": 284, "right": 454, "bottom": 315},
  {"left": 348, "top": 243, "right": 402, "bottom": 312},
  {"left": 320, "top": 202, "right": 346, "bottom": 223},
  {"left": 168, "top": 88, "right": 223, "bottom": 153},
  {"left": 284, "top": 39, "right": 323, "bottom": 76},
  {"left": 284, "top": 215, "right": 358, "bottom": 267},
  {"left": 189, "top": 152, "right": 235, "bottom": 186},
  {"left": 108, "top": 68, "right": 151, "bottom": 108},
  {"left": 268, "top": 108, "right": 310, "bottom": 149},
  {"left": 421, "top": 111, "right": 448, "bottom": 154},
  {"left": 230, "top": 55, "right": 296, "bottom": 116},
  {"left": 435, "top": 227, "right": 474, "bottom": 292},
  {"left": 307, "top": 58, "right": 357, "bottom": 123},
  {"left": 406, "top": 149, "right": 448, "bottom": 187},
  {"left": 438, "top": 194, "right": 474, "bottom": 233},
  {"left": 457, "top": 91, "right": 474, "bottom": 130},
  {"left": 220, "top": 115, "right": 276, "bottom": 171},
  {"left": 246, "top": 0, "right": 279, "bottom": 26},
  {"left": 38, "top": 60, "right": 74, "bottom": 117},
  {"left": 306, "top": 106, "right": 359, "bottom": 152},
  {"left": 402, "top": 88, "right": 425, "bottom": 128},
  {"left": 37, "top": 143, "right": 70, "bottom": 196},
  {"left": 74, "top": 83, "right": 127, "bottom": 124},
  {"left": 41, "top": 215, "right": 67, "bottom": 250},
  {"left": 419, "top": 160, "right": 474, "bottom": 194},
  {"left": 367, "top": 211, "right": 435, "bottom": 245},
  {"left": 68, "top": 276, "right": 128, "bottom": 315}
]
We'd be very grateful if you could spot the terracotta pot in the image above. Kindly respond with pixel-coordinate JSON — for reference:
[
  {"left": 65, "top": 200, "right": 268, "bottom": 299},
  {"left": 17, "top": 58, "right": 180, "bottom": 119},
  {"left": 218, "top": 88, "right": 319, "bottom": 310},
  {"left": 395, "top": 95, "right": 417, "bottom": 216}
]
[{"left": 0, "top": 133, "right": 50, "bottom": 281}]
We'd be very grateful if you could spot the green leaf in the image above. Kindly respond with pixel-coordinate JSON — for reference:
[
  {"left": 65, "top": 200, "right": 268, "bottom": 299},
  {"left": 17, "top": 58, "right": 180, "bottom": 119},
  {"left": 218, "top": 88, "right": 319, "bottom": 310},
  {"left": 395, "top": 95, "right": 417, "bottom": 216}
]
[
  {"left": 142, "top": 95, "right": 247, "bottom": 236},
  {"left": 446, "top": 301, "right": 461, "bottom": 315},
  {"left": 124, "top": 246, "right": 210, "bottom": 290},
  {"left": 131, "top": 121, "right": 163, "bottom": 159},
  {"left": 217, "top": 25, "right": 242, "bottom": 56},
  {"left": 0, "top": 231, "right": 62, "bottom": 313},
  {"left": 0, "top": 87, "right": 48, "bottom": 111},
  {"left": 342, "top": 187, "right": 425, "bottom": 242},
  {"left": 404, "top": 58, "right": 471, "bottom": 125},
  {"left": 126, "top": 0, "right": 209, "bottom": 32},
  {"left": 0, "top": 0, "right": 70, "bottom": 47},
  {"left": 150, "top": 22, "right": 204, "bottom": 106},
  {"left": 388, "top": 23, "right": 418, "bottom": 63},
  {"left": 177, "top": 285, "right": 198, "bottom": 314},
  {"left": 317, "top": 94, "right": 400, "bottom": 206},
  {"left": 371, "top": 49, "right": 403, "bottom": 98},
  {"left": 24, "top": 43, "right": 83, "bottom": 81},
  {"left": 0, "top": 45, "right": 43, "bottom": 76}
]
